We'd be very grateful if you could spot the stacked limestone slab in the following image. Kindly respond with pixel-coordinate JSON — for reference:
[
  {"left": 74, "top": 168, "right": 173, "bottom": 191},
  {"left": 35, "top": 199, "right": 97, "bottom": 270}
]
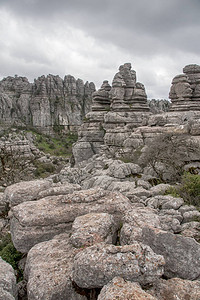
[
  {"left": 73, "top": 63, "right": 200, "bottom": 163},
  {"left": 73, "top": 63, "right": 151, "bottom": 162},
  {"left": 169, "top": 64, "right": 200, "bottom": 111}
]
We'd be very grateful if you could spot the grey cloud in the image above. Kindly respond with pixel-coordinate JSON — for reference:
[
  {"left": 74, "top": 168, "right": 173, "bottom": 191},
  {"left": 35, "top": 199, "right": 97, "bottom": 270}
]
[{"left": 0, "top": 0, "right": 200, "bottom": 98}]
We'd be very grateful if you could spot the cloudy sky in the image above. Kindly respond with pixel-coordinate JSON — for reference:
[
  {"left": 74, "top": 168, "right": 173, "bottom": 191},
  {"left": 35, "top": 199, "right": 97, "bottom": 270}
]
[{"left": 0, "top": 0, "right": 199, "bottom": 99}]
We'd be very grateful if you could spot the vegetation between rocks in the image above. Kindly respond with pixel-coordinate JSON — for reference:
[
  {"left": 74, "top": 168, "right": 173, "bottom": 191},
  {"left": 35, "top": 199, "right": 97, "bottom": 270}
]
[
  {"left": 165, "top": 172, "right": 200, "bottom": 208},
  {"left": 0, "top": 233, "right": 23, "bottom": 282}
]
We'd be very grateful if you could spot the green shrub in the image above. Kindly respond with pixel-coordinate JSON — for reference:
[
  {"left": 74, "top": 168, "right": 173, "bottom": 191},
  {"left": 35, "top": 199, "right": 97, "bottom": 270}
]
[
  {"left": 178, "top": 173, "right": 200, "bottom": 207},
  {"left": 164, "top": 186, "right": 181, "bottom": 198},
  {"left": 164, "top": 173, "right": 200, "bottom": 207},
  {"left": 0, "top": 234, "right": 23, "bottom": 281}
]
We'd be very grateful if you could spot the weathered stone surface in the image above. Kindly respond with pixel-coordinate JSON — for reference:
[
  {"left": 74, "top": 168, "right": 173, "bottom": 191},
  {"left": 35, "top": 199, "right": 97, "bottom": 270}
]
[
  {"left": 0, "top": 74, "right": 95, "bottom": 134},
  {"left": 97, "top": 277, "right": 158, "bottom": 300},
  {"left": 149, "top": 184, "right": 171, "bottom": 196},
  {"left": 72, "top": 242, "right": 165, "bottom": 288},
  {"left": 149, "top": 277, "right": 200, "bottom": 300},
  {"left": 120, "top": 207, "right": 161, "bottom": 245},
  {"left": 181, "top": 221, "right": 200, "bottom": 242},
  {"left": 24, "top": 233, "right": 87, "bottom": 300},
  {"left": 10, "top": 188, "right": 132, "bottom": 253},
  {"left": 70, "top": 213, "right": 118, "bottom": 248},
  {"left": 0, "top": 257, "right": 17, "bottom": 300},
  {"left": 141, "top": 227, "right": 200, "bottom": 280},
  {"left": 107, "top": 160, "right": 142, "bottom": 179},
  {"left": 4, "top": 179, "right": 52, "bottom": 207},
  {"left": 37, "top": 182, "right": 81, "bottom": 198},
  {"left": 169, "top": 64, "right": 200, "bottom": 111}
]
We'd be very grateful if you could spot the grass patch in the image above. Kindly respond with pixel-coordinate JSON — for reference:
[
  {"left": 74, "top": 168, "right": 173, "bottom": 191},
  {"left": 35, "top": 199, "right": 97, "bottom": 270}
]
[{"left": 29, "top": 130, "right": 78, "bottom": 157}]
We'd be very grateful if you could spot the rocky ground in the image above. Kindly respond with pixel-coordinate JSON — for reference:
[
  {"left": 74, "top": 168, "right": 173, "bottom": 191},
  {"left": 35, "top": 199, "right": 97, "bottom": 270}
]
[
  {"left": 0, "top": 63, "right": 200, "bottom": 299},
  {"left": 0, "top": 151, "right": 200, "bottom": 300}
]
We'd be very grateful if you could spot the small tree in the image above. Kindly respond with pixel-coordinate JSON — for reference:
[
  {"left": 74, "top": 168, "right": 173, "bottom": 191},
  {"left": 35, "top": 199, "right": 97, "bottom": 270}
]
[{"left": 138, "top": 133, "right": 200, "bottom": 183}]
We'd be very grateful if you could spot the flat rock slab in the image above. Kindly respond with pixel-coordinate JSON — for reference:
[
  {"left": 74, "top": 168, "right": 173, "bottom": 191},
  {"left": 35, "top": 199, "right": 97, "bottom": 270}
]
[
  {"left": 97, "top": 277, "right": 158, "bottom": 300},
  {"left": 25, "top": 233, "right": 87, "bottom": 300},
  {"left": 11, "top": 188, "right": 132, "bottom": 253},
  {"left": 149, "top": 278, "right": 200, "bottom": 300},
  {"left": 0, "top": 257, "right": 17, "bottom": 300},
  {"left": 4, "top": 179, "right": 52, "bottom": 207},
  {"left": 142, "top": 227, "right": 200, "bottom": 280},
  {"left": 70, "top": 213, "right": 118, "bottom": 247},
  {"left": 72, "top": 242, "right": 165, "bottom": 288}
]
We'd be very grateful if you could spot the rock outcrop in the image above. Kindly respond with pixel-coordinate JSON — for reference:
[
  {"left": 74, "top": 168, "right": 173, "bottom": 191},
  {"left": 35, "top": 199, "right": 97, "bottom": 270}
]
[
  {"left": 170, "top": 64, "right": 200, "bottom": 111},
  {"left": 0, "top": 257, "right": 17, "bottom": 300},
  {"left": 73, "top": 63, "right": 200, "bottom": 164},
  {"left": 0, "top": 74, "right": 95, "bottom": 134}
]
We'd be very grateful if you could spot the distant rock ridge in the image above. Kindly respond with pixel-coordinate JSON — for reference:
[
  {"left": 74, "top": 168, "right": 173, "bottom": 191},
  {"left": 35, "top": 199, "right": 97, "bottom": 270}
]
[{"left": 0, "top": 74, "right": 95, "bottom": 134}]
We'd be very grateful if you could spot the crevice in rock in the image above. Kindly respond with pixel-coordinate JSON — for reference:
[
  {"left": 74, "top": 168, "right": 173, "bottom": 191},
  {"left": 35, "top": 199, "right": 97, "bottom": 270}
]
[{"left": 72, "top": 280, "right": 101, "bottom": 300}]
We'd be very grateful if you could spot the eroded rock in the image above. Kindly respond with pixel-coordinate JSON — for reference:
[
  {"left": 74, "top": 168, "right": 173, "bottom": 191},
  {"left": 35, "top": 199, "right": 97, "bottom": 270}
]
[
  {"left": 70, "top": 213, "right": 118, "bottom": 248},
  {"left": 0, "top": 257, "right": 17, "bottom": 300},
  {"left": 24, "top": 233, "right": 87, "bottom": 300},
  {"left": 72, "top": 242, "right": 165, "bottom": 288},
  {"left": 10, "top": 188, "right": 132, "bottom": 253},
  {"left": 97, "top": 277, "right": 158, "bottom": 300}
]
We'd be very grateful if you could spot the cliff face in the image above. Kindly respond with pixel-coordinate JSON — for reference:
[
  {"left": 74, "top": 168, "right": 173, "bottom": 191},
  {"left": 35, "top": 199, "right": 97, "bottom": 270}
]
[{"left": 0, "top": 74, "right": 95, "bottom": 134}]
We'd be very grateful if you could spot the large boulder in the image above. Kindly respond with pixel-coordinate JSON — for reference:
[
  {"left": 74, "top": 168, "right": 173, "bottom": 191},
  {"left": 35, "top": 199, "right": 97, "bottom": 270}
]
[
  {"left": 0, "top": 257, "right": 17, "bottom": 300},
  {"left": 10, "top": 188, "right": 132, "bottom": 253},
  {"left": 4, "top": 179, "right": 52, "bottom": 207},
  {"left": 142, "top": 227, "right": 200, "bottom": 280},
  {"left": 72, "top": 242, "right": 165, "bottom": 288},
  {"left": 25, "top": 233, "right": 87, "bottom": 300},
  {"left": 97, "top": 277, "right": 158, "bottom": 300}
]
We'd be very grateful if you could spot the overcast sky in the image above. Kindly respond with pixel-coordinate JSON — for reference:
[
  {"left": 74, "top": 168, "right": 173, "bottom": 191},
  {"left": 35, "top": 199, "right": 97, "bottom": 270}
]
[{"left": 0, "top": 0, "right": 199, "bottom": 99}]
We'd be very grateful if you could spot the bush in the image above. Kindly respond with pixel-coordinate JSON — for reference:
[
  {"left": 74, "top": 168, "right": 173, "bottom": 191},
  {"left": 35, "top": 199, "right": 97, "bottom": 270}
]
[
  {"left": 138, "top": 133, "right": 200, "bottom": 183},
  {"left": 178, "top": 173, "right": 200, "bottom": 207},
  {"left": 0, "top": 234, "right": 23, "bottom": 281},
  {"left": 165, "top": 173, "right": 200, "bottom": 207}
]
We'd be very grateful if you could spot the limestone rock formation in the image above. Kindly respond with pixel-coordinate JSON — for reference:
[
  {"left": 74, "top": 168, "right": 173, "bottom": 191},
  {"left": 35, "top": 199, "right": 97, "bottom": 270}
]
[
  {"left": 24, "top": 233, "right": 87, "bottom": 300},
  {"left": 0, "top": 74, "right": 95, "bottom": 134},
  {"left": 73, "top": 63, "right": 200, "bottom": 164},
  {"left": 70, "top": 212, "right": 118, "bottom": 248},
  {"left": 73, "top": 63, "right": 150, "bottom": 163},
  {"left": 72, "top": 242, "right": 165, "bottom": 288},
  {"left": 169, "top": 64, "right": 200, "bottom": 111},
  {"left": 10, "top": 188, "right": 132, "bottom": 253}
]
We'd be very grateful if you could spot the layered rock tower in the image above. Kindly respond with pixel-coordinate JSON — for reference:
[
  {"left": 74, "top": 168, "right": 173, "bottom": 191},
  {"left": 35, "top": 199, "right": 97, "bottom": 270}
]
[
  {"left": 169, "top": 64, "right": 200, "bottom": 111},
  {"left": 73, "top": 63, "right": 200, "bottom": 164}
]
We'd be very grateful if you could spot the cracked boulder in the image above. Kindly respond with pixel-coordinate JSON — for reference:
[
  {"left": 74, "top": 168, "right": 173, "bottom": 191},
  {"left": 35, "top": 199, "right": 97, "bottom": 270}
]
[
  {"left": 24, "top": 233, "right": 87, "bottom": 300},
  {"left": 72, "top": 242, "right": 165, "bottom": 288},
  {"left": 10, "top": 188, "right": 132, "bottom": 253},
  {"left": 142, "top": 227, "right": 200, "bottom": 280}
]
